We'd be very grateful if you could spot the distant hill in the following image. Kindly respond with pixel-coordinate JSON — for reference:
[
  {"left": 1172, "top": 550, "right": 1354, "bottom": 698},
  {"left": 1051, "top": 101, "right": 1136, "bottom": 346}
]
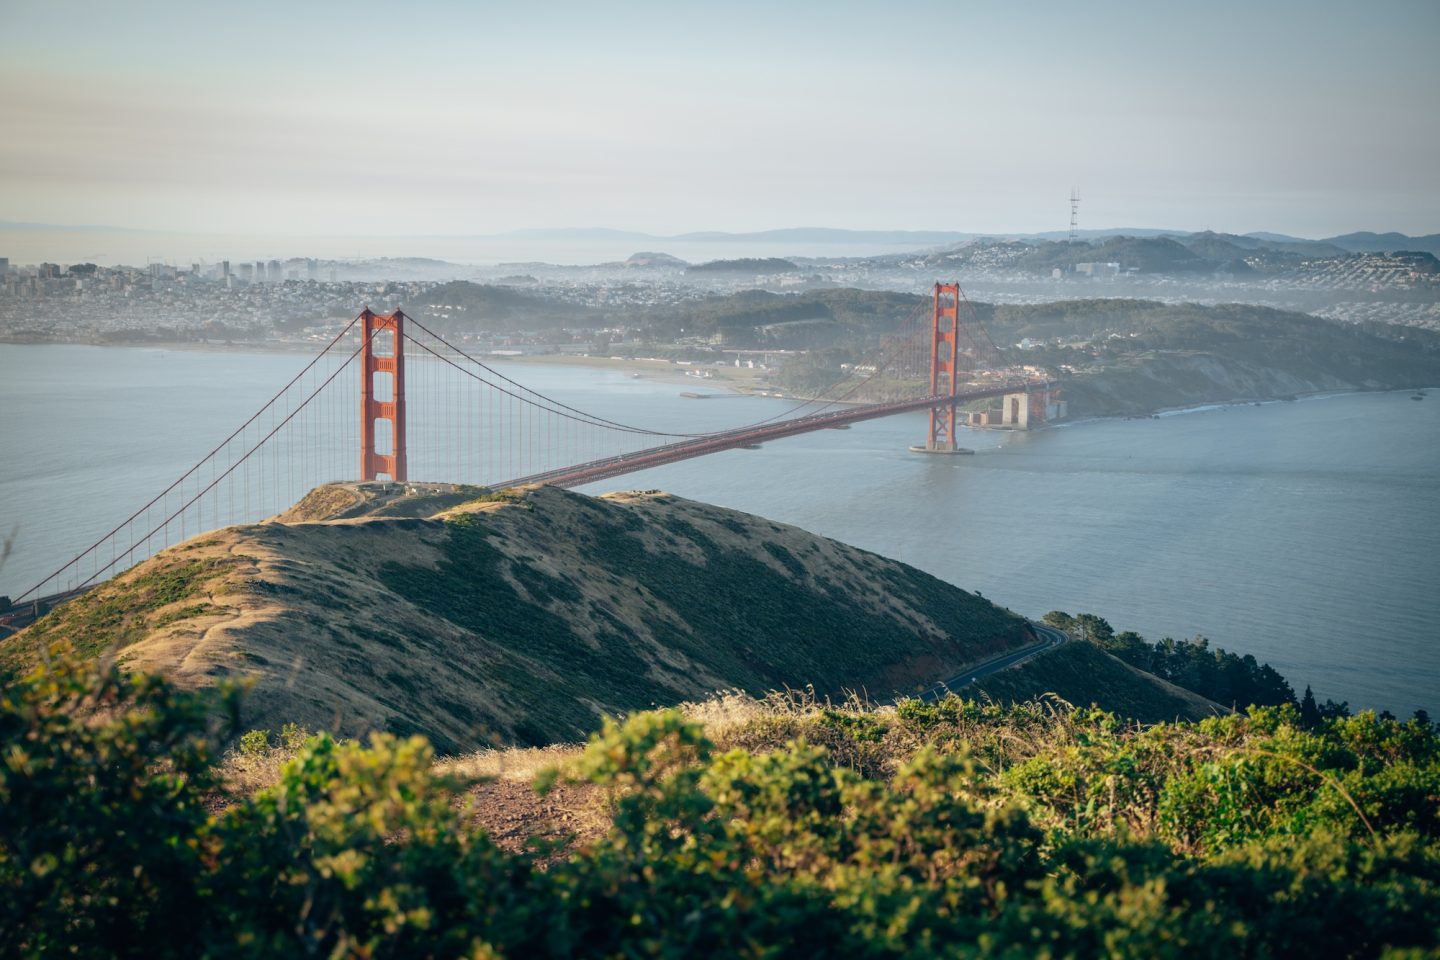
[
  {"left": 4, "top": 487, "right": 1035, "bottom": 749},
  {"left": 1024, "top": 227, "right": 1190, "bottom": 241},
  {"left": 979, "top": 299, "right": 1440, "bottom": 417},
  {"left": 672, "top": 228, "right": 972, "bottom": 246},
  {"left": 686, "top": 257, "right": 800, "bottom": 276},
  {"left": 412, "top": 280, "right": 594, "bottom": 332},
  {"left": 1323, "top": 231, "right": 1440, "bottom": 256},
  {"left": 634, "top": 287, "right": 919, "bottom": 347},
  {"left": 599, "top": 251, "right": 689, "bottom": 269},
  {"left": 1178, "top": 232, "right": 1251, "bottom": 261},
  {"left": 1186, "top": 232, "right": 1347, "bottom": 257},
  {"left": 625, "top": 251, "right": 688, "bottom": 266},
  {"left": 1017, "top": 236, "right": 1212, "bottom": 273},
  {"left": 489, "top": 227, "right": 974, "bottom": 248},
  {"left": 973, "top": 642, "right": 1224, "bottom": 723}
]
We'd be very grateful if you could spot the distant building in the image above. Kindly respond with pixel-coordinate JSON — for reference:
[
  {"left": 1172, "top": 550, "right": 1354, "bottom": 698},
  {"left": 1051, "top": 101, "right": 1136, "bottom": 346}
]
[
  {"left": 254, "top": 261, "right": 265, "bottom": 283},
  {"left": 38, "top": 263, "right": 61, "bottom": 279},
  {"left": 306, "top": 258, "right": 318, "bottom": 280},
  {"left": 267, "top": 259, "right": 282, "bottom": 283},
  {"left": 0, "top": 257, "right": 9, "bottom": 278}
]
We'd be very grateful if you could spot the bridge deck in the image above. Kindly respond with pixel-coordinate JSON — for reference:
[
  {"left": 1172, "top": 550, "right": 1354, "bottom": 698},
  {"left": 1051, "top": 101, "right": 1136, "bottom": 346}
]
[{"left": 501, "top": 380, "right": 1058, "bottom": 490}]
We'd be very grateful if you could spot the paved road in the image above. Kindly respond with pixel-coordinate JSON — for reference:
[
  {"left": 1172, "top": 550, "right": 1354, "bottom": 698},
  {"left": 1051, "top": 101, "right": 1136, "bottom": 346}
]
[{"left": 916, "top": 624, "right": 1069, "bottom": 702}]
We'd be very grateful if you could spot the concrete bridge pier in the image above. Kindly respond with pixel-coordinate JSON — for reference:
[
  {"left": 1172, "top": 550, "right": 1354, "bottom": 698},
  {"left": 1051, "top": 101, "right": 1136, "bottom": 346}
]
[
  {"left": 1001, "top": 393, "right": 1031, "bottom": 428},
  {"left": 998, "top": 389, "right": 1067, "bottom": 429},
  {"left": 909, "top": 437, "right": 975, "bottom": 455}
]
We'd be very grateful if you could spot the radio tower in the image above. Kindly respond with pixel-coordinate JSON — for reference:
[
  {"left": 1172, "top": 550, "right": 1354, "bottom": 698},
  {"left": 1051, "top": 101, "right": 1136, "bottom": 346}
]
[{"left": 1068, "top": 188, "right": 1081, "bottom": 241}]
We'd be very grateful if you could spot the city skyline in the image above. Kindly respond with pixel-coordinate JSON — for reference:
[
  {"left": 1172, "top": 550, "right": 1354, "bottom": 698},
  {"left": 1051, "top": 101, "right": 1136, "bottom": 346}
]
[{"left": 2, "top": 0, "right": 1438, "bottom": 242}]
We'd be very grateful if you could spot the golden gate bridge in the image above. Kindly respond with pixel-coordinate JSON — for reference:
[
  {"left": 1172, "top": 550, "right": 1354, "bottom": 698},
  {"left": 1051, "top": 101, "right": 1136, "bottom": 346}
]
[{"left": 7, "top": 282, "right": 1060, "bottom": 613}]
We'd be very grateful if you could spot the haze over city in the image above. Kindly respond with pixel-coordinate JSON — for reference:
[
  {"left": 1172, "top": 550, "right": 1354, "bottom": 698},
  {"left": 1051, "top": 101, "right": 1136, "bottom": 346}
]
[{"left": 3, "top": 0, "right": 1438, "bottom": 248}]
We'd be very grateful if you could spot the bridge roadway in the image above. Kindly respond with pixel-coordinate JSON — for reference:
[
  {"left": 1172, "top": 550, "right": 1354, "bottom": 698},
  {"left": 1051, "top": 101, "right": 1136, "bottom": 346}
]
[{"left": 501, "top": 379, "right": 1060, "bottom": 490}]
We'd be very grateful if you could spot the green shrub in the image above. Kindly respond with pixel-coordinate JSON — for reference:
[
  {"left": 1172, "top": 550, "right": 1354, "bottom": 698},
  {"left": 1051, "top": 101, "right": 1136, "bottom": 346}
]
[
  {"left": 237, "top": 728, "right": 269, "bottom": 757},
  {"left": 3, "top": 649, "right": 1438, "bottom": 957},
  {"left": 0, "top": 643, "right": 236, "bottom": 958}
]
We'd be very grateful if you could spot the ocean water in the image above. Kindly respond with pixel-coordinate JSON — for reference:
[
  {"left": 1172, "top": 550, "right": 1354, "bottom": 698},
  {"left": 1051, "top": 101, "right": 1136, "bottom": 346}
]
[{"left": 2, "top": 344, "right": 1436, "bottom": 714}]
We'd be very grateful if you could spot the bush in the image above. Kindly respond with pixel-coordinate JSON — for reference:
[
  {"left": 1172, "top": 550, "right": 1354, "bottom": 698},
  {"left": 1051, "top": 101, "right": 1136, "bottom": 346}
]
[
  {"left": 3, "top": 648, "right": 1438, "bottom": 957},
  {"left": 0, "top": 645, "right": 235, "bottom": 958}
]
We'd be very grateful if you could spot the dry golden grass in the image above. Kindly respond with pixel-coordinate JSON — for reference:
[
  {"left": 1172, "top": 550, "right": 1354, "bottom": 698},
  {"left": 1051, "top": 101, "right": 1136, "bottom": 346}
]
[
  {"left": 212, "top": 688, "right": 1087, "bottom": 799},
  {"left": 14, "top": 483, "right": 1033, "bottom": 753},
  {"left": 217, "top": 746, "right": 297, "bottom": 797},
  {"left": 438, "top": 743, "right": 584, "bottom": 783}
]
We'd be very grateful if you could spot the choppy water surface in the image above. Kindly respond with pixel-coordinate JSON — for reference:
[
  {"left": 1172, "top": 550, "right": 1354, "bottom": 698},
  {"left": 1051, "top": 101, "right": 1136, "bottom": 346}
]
[{"left": 2, "top": 344, "right": 1436, "bottom": 714}]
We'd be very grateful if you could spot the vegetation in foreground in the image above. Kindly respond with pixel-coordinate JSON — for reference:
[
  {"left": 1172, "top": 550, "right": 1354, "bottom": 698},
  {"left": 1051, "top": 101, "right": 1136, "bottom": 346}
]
[{"left": 4, "top": 645, "right": 1439, "bottom": 959}]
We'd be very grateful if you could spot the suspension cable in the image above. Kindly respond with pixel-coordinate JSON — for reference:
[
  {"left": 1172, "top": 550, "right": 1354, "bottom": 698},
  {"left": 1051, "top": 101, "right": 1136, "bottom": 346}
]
[{"left": 15, "top": 314, "right": 370, "bottom": 602}]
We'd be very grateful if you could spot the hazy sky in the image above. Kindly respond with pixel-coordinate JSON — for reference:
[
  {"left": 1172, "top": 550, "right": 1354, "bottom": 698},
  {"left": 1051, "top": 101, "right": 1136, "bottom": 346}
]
[{"left": 2, "top": 0, "right": 1437, "bottom": 238}]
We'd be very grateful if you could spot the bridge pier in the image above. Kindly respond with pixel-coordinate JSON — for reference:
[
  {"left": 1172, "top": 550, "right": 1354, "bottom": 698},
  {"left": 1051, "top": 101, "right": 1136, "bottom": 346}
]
[
  {"left": 908, "top": 439, "right": 974, "bottom": 455},
  {"left": 1001, "top": 393, "right": 1031, "bottom": 428},
  {"left": 994, "top": 388, "right": 1067, "bottom": 429}
]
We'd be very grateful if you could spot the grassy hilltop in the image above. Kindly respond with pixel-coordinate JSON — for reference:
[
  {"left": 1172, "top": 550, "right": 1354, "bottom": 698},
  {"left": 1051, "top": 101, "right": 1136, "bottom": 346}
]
[{"left": 5, "top": 485, "right": 1040, "bottom": 750}]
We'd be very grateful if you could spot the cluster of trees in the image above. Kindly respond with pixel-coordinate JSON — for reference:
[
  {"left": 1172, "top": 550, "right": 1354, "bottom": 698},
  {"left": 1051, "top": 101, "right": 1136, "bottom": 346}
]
[
  {"left": 1042, "top": 610, "right": 1310, "bottom": 712},
  {"left": 4, "top": 648, "right": 1438, "bottom": 957}
]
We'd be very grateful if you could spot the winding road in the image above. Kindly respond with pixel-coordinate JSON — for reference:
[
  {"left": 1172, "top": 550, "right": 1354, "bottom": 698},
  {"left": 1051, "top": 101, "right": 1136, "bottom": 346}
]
[{"left": 917, "top": 624, "right": 1069, "bottom": 702}]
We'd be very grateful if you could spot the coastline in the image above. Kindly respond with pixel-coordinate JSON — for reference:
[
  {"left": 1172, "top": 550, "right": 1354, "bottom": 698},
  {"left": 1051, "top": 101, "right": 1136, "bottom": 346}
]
[
  {"left": 0, "top": 338, "right": 772, "bottom": 393},
  {"left": 497, "top": 352, "right": 770, "bottom": 393},
  {"left": 5, "top": 339, "right": 1433, "bottom": 420},
  {"left": 1039, "top": 384, "right": 1435, "bottom": 432},
  {"left": 1146, "top": 384, "right": 1433, "bottom": 419}
]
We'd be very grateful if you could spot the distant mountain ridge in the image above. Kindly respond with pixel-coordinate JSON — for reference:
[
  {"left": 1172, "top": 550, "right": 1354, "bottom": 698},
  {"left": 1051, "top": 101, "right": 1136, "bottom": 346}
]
[
  {"left": 1324, "top": 231, "right": 1440, "bottom": 254},
  {"left": 485, "top": 226, "right": 1440, "bottom": 258},
  {"left": 6, "top": 221, "right": 1439, "bottom": 267},
  {"left": 6, "top": 219, "right": 1435, "bottom": 249}
]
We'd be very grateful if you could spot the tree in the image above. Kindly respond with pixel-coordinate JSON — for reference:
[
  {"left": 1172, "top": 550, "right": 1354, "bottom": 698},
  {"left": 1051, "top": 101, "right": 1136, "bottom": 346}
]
[
  {"left": 1042, "top": 611, "right": 1076, "bottom": 635},
  {"left": 1074, "top": 613, "right": 1115, "bottom": 645}
]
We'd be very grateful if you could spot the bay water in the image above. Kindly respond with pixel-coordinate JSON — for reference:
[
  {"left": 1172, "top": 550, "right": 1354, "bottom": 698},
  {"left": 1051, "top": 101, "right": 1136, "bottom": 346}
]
[{"left": 2, "top": 344, "right": 1436, "bottom": 715}]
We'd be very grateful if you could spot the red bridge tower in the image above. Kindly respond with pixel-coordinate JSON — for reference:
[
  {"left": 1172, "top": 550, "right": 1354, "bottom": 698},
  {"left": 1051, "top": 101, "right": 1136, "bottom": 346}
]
[
  {"left": 359, "top": 308, "right": 407, "bottom": 482},
  {"left": 916, "top": 282, "right": 967, "bottom": 453}
]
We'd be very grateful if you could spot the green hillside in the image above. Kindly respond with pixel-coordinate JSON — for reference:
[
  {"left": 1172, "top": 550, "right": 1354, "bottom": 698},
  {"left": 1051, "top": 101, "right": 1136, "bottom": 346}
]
[
  {"left": 5, "top": 486, "right": 1031, "bottom": 750},
  {"left": 972, "top": 641, "right": 1225, "bottom": 723}
]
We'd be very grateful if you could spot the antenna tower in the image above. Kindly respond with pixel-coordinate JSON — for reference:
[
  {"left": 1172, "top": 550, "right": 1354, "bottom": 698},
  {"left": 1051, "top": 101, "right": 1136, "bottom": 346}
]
[{"left": 1068, "top": 188, "right": 1081, "bottom": 241}]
